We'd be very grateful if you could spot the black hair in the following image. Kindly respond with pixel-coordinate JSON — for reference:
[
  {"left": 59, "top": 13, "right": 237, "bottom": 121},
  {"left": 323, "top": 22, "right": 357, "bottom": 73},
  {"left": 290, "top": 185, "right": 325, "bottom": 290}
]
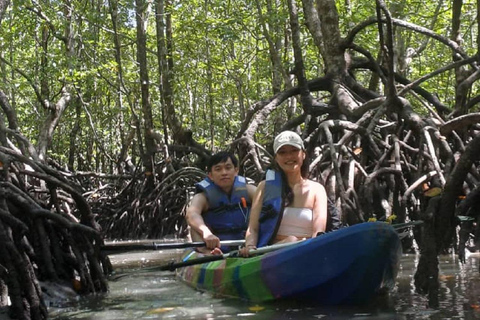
[{"left": 206, "top": 151, "right": 239, "bottom": 172}]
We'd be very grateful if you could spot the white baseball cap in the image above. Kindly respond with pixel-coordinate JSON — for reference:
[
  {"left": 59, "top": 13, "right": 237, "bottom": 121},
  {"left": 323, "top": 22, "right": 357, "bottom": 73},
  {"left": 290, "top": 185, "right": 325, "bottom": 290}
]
[{"left": 273, "top": 131, "right": 305, "bottom": 154}]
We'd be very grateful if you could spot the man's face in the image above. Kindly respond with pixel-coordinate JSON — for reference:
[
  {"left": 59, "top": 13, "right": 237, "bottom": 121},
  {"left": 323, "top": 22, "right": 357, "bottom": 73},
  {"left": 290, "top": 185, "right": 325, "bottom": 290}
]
[{"left": 208, "top": 158, "right": 239, "bottom": 193}]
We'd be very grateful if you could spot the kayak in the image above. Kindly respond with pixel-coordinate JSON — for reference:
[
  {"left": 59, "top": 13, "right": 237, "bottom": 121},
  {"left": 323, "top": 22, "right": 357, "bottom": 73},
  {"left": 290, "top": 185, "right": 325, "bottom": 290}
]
[{"left": 176, "top": 222, "right": 401, "bottom": 305}]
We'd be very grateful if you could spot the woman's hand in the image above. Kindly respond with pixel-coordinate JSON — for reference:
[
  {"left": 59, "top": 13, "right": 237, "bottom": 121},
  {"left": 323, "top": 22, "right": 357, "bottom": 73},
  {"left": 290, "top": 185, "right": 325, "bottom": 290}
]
[
  {"left": 197, "top": 246, "right": 223, "bottom": 256},
  {"left": 239, "top": 244, "right": 257, "bottom": 257}
]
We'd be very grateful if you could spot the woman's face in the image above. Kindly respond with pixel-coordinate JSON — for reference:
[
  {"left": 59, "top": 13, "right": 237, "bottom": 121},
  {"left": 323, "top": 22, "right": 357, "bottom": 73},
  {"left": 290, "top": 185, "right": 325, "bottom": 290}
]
[{"left": 275, "top": 145, "right": 305, "bottom": 173}]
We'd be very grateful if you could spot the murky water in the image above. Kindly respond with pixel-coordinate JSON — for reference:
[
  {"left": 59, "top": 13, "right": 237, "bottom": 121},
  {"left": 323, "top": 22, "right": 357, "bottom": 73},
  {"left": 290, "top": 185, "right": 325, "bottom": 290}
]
[{"left": 49, "top": 251, "right": 480, "bottom": 320}]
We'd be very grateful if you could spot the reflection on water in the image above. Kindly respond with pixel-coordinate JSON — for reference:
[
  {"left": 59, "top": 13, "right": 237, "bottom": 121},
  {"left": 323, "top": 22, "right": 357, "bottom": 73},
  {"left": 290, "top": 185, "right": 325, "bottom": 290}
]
[
  {"left": 50, "top": 251, "right": 480, "bottom": 320},
  {"left": 395, "top": 253, "right": 480, "bottom": 320}
]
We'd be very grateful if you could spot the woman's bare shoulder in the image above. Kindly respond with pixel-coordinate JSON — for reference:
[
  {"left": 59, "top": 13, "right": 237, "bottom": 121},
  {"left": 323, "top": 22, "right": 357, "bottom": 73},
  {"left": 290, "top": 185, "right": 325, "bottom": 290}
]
[
  {"left": 306, "top": 180, "right": 326, "bottom": 193},
  {"left": 246, "top": 183, "right": 258, "bottom": 192},
  {"left": 306, "top": 179, "right": 324, "bottom": 188}
]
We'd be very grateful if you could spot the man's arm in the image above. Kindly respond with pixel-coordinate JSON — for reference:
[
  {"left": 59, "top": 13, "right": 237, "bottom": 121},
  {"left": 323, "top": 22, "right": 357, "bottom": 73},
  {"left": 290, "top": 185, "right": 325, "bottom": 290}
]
[{"left": 186, "top": 193, "right": 220, "bottom": 250}]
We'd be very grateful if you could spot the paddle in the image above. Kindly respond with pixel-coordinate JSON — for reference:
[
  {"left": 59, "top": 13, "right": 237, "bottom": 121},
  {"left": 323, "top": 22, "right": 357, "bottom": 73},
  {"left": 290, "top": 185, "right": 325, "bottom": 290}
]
[
  {"left": 390, "top": 220, "right": 423, "bottom": 239},
  {"left": 109, "top": 222, "right": 423, "bottom": 280},
  {"left": 162, "top": 240, "right": 303, "bottom": 271},
  {"left": 108, "top": 240, "right": 302, "bottom": 280},
  {"left": 102, "top": 239, "right": 245, "bottom": 253},
  {"left": 391, "top": 221, "right": 423, "bottom": 230}
]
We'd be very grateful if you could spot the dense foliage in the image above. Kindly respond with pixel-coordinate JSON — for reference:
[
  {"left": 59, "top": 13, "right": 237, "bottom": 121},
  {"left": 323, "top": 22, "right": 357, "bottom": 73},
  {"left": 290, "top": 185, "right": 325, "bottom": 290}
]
[
  {"left": 1, "top": 0, "right": 480, "bottom": 318},
  {"left": 0, "top": 0, "right": 475, "bottom": 171}
]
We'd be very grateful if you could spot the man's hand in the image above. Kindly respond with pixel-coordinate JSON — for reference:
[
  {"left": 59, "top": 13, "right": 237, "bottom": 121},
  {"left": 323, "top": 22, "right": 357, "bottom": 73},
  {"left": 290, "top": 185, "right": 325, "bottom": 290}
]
[
  {"left": 203, "top": 233, "right": 221, "bottom": 250},
  {"left": 201, "top": 233, "right": 223, "bottom": 255}
]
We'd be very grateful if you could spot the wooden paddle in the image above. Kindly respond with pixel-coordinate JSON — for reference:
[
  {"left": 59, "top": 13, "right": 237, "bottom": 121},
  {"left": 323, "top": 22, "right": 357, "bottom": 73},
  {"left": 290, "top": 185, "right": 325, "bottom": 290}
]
[{"left": 102, "top": 239, "right": 245, "bottom": 253}]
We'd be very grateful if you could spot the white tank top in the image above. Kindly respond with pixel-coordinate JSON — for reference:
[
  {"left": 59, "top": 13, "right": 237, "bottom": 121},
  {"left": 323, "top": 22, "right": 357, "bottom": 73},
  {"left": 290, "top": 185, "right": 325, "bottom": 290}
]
[{"left": 276, "top": 207, "right": 313, "bottom": 238}]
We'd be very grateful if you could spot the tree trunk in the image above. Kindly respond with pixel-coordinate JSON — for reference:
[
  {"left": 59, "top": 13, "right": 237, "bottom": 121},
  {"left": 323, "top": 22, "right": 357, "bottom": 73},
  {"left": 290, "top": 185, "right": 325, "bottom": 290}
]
[
  {"left": 155, "top": 0, "right": 170, "bottom": 147},
  {"left": 436, "top": 135, "right": 480, "bottom": 252},
  {"left": 37, "top": 90, "right": 72, "bottom": 161},
  {"left": 451, "top": 0, "right": 469, "bottom": 116},
  {"left": 315, "top": 0, "right": 346, "bottom": 76},
  {"left": 109, "top": 0, "right": 132, "bottom": 174},
  {"left": 153, "top": 0, "right": 209, "bottom": 160},
  {"left": 255, "top": 0, "right": 289, "bottom": 93},
  {"left": 287, "top": 0, "right": 312, "bottom": 111},
  {"left": 68, "top": 102, "right": 82, "bottom": 171},
  {"left": 135, "top": 0, "right": 156, "bottom": 190},
  {"left": 206, "top": 40, "right": 215, "bottom": 148},
  {"left": 0, "top": 0, "right": 9, "bottom": 23},
  {"left": 35, "top": 0, "right": 74, "bottom": 161},
  {"left": 301, "top": 0, "right": 325, "bottom": 67}
]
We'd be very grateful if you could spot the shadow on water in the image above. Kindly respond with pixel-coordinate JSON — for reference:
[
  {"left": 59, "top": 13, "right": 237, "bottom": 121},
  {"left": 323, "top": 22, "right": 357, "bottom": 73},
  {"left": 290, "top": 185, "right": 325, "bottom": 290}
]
[{"left": 49, "top": 252, "right": 480, "bottom": 320}]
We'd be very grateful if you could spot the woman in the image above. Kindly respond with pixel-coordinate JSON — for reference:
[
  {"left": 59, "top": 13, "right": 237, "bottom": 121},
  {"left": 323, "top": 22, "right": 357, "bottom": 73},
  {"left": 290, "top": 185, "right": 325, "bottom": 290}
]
[{"left": 240, "top": 130, "right": 328, "bottom": 256}]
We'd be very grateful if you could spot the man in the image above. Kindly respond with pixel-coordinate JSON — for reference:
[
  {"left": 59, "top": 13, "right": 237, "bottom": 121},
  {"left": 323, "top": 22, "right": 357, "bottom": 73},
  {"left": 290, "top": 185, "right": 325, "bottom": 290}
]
[{"left": 186, "top": 151, "right": 257, "bottom": 255}]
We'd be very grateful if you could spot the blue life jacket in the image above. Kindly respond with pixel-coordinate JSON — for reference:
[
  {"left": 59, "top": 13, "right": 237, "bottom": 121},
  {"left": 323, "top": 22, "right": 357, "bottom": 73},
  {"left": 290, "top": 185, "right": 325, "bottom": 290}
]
[
  {"left": 257, "top": 170, "right": 284, "bottom": 247},
  {"left": 256, "top": 170, "right": 342, "bottom": 247},
  {"left": 196, "top": 175, "right": 250, "bottom": 252}
]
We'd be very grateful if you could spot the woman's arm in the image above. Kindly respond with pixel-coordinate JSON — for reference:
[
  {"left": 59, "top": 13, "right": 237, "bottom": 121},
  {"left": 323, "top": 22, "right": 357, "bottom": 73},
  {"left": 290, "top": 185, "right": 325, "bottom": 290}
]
[
  {"left": 240, "top": 181, "right": 266, "bottom": 256},
  {"left": 246, "top": 184, "right": 258, "bottom": 205},
  {"left": 311, "top": 181, "right": 328, "bottom": 237}
]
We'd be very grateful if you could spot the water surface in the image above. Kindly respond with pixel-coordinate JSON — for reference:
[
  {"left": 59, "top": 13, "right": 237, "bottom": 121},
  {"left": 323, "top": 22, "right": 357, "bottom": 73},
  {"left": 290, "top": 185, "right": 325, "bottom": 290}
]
[{"left": 50, "top": 251, "right": 480, "bottom": 319}]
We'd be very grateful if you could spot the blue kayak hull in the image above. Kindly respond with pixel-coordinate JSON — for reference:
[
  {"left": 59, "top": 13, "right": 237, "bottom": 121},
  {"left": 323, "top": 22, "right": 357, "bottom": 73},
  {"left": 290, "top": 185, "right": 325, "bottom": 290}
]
[{"left": 178, "top": 222, "right": 401, "bottom": 304}]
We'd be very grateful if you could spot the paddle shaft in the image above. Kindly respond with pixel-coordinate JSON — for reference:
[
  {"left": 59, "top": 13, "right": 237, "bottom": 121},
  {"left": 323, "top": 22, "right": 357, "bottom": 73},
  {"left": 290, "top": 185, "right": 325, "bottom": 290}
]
[
  {"left": 102, "top": 239, "right": 245, "bottom": 253},
  {"left": 161, "top": 240, "right": 303, "bottom": 271},
  {"left": 391, "top": 221, "right": 423, "bottom": 230},
  {"left": 109, "top": 222, "right": 416, "bottom": 279},
  {"left": 108, "top": 240, "right": 300, "bottom": 280},
  {"left": 390, "top": 221, "right": 423, "bottom": 240}
]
